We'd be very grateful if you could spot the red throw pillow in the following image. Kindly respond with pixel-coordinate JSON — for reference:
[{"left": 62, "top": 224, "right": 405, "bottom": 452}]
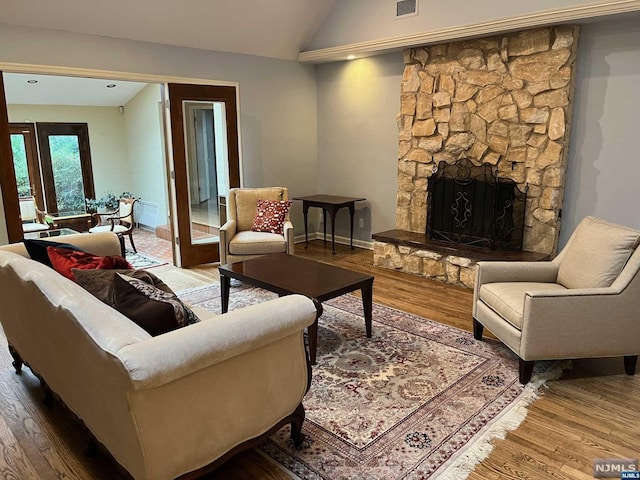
[
  {"left": 47, "top": 246, "right": 132, "bottom": 281},
  {"left": 250, "top": 199, "right": 292, "bottom": 235}
]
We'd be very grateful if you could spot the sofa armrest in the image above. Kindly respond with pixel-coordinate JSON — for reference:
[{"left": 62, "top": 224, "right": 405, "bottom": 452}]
[
  {"left": 520, "top": 285, "right": 640, "bottom": 359},
  {"left": 473, "top": 261, "right": 560, "bottom": 317},
  {"left": 218, "top": 219, "right": 236, "bottom": 265},
  {"left": 284, "top": 220, "right": 294, "bottom": 255},
  {"left": 117, "top": 294, "right": 316, "bottom": 390},
  {"left": 476, "top": 261, "right": 559, "bottom": 286}
]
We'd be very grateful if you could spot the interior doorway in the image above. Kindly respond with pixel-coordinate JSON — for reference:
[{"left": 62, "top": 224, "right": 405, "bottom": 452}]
[
  {"left": 166, "top": 83, "right": 240, "bottom": 267},
  {"left": 0, "top": 69, "right": 242, "bottom": 265}
]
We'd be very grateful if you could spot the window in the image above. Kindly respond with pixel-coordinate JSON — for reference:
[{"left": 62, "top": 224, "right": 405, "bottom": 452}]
[{"left": 36, "top": 123, "right": 95, "bottom": 215}]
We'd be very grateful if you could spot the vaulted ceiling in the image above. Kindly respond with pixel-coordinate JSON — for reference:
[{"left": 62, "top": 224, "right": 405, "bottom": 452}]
[
  {"left": 1, "top": 0, "right": 340, "bottom": 105},
  {"left": 0, "top": 0, "right": 337, "bottom": 61},
  {"left": 4, "top": 0, "right": 640, "bottom": 105}
]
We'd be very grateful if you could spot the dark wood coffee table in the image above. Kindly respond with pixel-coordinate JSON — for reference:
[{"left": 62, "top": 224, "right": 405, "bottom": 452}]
[{"left": 218, "top": 253, "right": 374, "bottom": 364}]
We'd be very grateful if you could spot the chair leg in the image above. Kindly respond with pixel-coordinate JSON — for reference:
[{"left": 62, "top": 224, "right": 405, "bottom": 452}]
[
  {"left": 472, "top": 318, "right": 484, "bottom": 340},
  {"left": 128, "top": 232, "right": 137, "bottom": 253},
  {"left": 8, "top": 345, "right": 23, "bottom": 374},
  {"left": 519, "top": 359, "right": 535, "bottom": 385},
  {"left": 624, "top": 355, "right": 638, "bottom": 375},
  {"left": 290, "top": 403, "right": 306, "bottom": 447}
]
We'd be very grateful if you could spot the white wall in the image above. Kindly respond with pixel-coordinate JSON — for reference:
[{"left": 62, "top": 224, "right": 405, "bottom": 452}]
[
  {"left": 122, "top": 83, "right": 168, "bottom": 227},
  {"left": 561, "top": 17, "right": 640, "bottom": 245},
  {"left": 0, "top": 23, "right": 319, "bottom": 235},
  {"left": 305, "top": 0, "right": 637, "bottom": 50},
  {"left": 6, "top": 104, "right": 128, "bottom": 204},
  {"left": 315, "top": 53, "right": 403, "bottom": 240}
]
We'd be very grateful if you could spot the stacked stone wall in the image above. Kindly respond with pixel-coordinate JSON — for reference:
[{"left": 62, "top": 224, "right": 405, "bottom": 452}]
[{"left": 374, "top": 26, "right": 580, "bottom": 288}]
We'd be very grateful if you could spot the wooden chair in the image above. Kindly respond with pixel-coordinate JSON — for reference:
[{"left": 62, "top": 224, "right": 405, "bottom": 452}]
[
  {"left": 19, "top": 196, "right": 51, "bottom": 234},
  {"left": 89, "top": 197, "right": 139, "bottom": 252}
]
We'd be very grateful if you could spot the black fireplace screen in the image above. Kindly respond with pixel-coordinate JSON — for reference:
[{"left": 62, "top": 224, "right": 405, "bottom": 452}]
[{"left": 426, "top": 159, "right": 527, "bottom": 250}]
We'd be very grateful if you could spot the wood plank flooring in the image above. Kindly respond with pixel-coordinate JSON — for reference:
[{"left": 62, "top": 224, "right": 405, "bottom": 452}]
[{"left": 0, "top": 239, "right": 638, "bottom": 479}]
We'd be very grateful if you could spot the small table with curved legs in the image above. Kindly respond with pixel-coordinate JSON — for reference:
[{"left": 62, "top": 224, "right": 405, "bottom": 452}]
[{"left": 293, "top": 195, "right": 366, "bottom": 254}]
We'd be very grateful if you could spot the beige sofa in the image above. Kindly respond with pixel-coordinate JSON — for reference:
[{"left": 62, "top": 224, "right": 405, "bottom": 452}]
[{"left": 0, "top": 232, "right": 317, "bottom": 479}]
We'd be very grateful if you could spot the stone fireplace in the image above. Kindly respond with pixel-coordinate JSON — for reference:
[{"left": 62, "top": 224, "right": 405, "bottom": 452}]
[{"left": 373, "top": 26, "right": 580, "bottom": 287}]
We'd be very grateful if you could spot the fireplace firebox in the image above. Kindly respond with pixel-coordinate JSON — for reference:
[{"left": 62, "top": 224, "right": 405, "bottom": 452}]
[{"left": 427, "top": 159, "right": 527, "bottom": 250}]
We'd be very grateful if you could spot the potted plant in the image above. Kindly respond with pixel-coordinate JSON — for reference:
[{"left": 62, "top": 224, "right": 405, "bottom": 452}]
[{"left": 85, "top": 192, "right": 138, "bottom": 214}]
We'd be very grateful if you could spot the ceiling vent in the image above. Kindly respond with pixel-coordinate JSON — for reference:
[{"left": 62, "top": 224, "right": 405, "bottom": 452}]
[{"left": 396, "top": 0, "right": 418, "bottom": 18}]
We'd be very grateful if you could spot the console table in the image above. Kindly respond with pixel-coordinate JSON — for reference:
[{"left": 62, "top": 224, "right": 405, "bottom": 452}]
[{"left": 293, "top": 195, "right": 366, "bottom": 254}]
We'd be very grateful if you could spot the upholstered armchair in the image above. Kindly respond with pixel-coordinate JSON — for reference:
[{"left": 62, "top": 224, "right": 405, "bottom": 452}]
[
  {"left": 473, "top": 216, "right": 640, "bottom": 384},
  {"left": 20, "top": 196, "right": 50, "bottom": 234},
  {"left": 89, "top": 197, "right": 138, "bottom": 252},
  {"left": 219, "top": 187, "right": 294, "bottom": 265}
]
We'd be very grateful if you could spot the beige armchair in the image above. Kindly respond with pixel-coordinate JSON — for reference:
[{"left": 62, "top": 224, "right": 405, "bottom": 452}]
[
  {"left": 219, "top": 187, "right": 294, "bottom": 265},
  {"left": 20, "top": 196, "right": 51, "bottom": 234},
  {"left": 89, "top": 197, "right": 138, "bottom": 252},
  {"left": 473, "top": 216, "right": 640, "bottom": 384}
]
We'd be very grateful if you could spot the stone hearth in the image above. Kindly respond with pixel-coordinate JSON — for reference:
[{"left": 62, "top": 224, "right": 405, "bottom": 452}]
[{"left": 373, "top": 26, "right": 580, "bottom": 287}]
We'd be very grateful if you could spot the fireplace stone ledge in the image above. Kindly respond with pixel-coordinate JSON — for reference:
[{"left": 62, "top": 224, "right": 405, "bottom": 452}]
[{"left": 373, "top": 229, "right": 549, "bottom": 289}]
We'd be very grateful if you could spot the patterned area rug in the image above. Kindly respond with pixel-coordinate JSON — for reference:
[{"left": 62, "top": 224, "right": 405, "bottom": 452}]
[
  {"left": 124, "top": 248, "right": 167, "bottom": 270},
  {"left": 179, "top": 284, "right": 565, "bottom": 480}
]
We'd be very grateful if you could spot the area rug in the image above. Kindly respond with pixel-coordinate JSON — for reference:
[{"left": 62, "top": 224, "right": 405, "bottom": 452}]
[
  {"left": 124, "top": 248, "right": 168, "bottom": 269},
  {"left": 179, "top": 284, "right": 565, "bottom": 480}
]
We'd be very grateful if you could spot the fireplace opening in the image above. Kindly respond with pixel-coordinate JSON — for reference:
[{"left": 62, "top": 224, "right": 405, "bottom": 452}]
[{"left": 427, "top": 159, "right": 527, "bottom": 250}]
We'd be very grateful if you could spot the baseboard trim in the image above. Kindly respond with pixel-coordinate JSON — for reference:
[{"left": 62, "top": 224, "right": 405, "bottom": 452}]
[{"left": 294, "top": 232, "right": 374, "bottom": 250}]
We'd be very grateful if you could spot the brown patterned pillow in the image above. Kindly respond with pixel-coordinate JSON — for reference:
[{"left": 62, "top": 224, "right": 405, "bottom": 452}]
[
  {"left": 250, "top": 199, "right": 292, "bottom": 235},
  {"left": 113, "top": 274, "right": 199, "bottom": 336},
  {"left": 72, "top": 268, "right": 175, "bottom": 307}
]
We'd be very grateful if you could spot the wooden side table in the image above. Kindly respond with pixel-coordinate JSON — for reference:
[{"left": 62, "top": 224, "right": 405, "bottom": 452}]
[
  {"left": 45, "top": 213, "right": 93, "bottom": 232},
  {"left": 292, "top": 195, "right": 366, "bottom": 254}
]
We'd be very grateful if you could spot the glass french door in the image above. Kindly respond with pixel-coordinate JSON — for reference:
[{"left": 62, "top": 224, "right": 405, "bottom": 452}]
[
  {"left": 165, "top": 83, "right": 240, "bottom": 267},
  {"left": 10, "top": 123, "right": 44, "bottom": 206}
]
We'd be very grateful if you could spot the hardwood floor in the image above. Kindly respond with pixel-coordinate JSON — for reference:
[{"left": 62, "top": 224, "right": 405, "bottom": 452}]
[{"left": 0, "top": 240, "right": 638, "bottom": 479}]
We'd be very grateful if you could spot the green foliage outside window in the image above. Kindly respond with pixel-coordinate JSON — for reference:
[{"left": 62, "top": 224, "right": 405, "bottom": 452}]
[
  {"left": 49, "top": 135, "right": 86, "bottom": 215},
  {"left": 11, "top": 135, "right": 31, "bottom": 198}
]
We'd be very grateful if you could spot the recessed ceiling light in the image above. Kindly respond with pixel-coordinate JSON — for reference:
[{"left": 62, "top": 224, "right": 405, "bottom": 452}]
[
  {"left": 27, "top": 79, "right": 38, "bottom": 84},
  {"left": 347, "top": 55, "right": 356, "bottom": 60},
  {"left": 106, "top": 84, "right": 117, "bottom": 88}
]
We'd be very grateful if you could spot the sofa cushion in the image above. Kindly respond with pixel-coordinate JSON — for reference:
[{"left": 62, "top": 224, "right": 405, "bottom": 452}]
[
  {"left": 557, "top": 216, "right": 640, "bottom": 289},
  {"left": 228, "top": 231, "right": 287, "bottom": 255},
  {"left": 251, "top": 199, "right": 291, "bottom": 235},
  {"left": 47, "top": 247, "right": 132, "bottom": 281},
  {"left": 23, "top": 239, "right": 83, "bottom": 267},
  {"left": 113, "top": 274, "right": 199, "bottom": 336},
  {"left": 479, "top": 282, "right": 568, "bottom": 330},
  {"left": 73, "top": 268, "right": 174, "bottom": 306}
]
